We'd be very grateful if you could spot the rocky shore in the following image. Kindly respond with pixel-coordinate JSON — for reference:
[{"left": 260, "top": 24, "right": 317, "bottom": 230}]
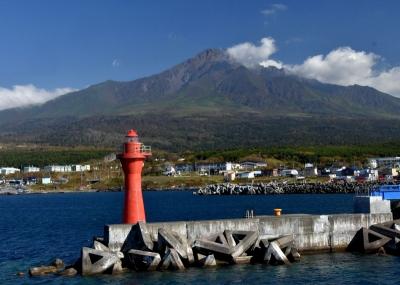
[{"left": 196, "top": 181, "right": 400, "bottom": 195}]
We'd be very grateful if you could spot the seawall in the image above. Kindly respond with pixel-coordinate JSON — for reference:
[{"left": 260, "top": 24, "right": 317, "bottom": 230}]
[{"left": 104, "top": 212, "right": 392, "bottom": 253}]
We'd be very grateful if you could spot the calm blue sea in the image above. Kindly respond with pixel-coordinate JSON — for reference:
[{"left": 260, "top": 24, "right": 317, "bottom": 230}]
[{"left": 0, "top": 191, "right": 399, "bottom": 284}]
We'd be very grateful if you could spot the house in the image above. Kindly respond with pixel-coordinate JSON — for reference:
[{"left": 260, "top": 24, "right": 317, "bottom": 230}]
[
  {"left": 196, "top": 162, "right": 235, "bottom": 174},
  {"left": 163, "top": 165, "right": 176, "bottom": 176},
  {"left": 41, "top": 177, "right": 52, "bottom": 185},
  {"left": 281, "top": 169, "right": 299, "bottom": 177},
  {"left": 368, "top": 157, "right": 400, "bottom": 169},
  {"left": 335, "top": 167, "right": 356, "bottom": 177},
  {"left": 23, "top": 166, "right": 41, "bottom": 173},
  {"left": 44, "top": 165, "right": 72, "bottom": 173},
  {"left": 43, "top": 164, "right": 90, "bottom": 173},
  {"left": 24, "top": 176, "right": 38, "bottom": 185},
  {"left": 304, "top": 163, "right": 318, "bottom": 177},
  {"left": 237, "top": 171, "right": 255, "bottom": 179},
  {"left": 72, "top": 164, "right": 91, "bottom": 172},
  {"left": 175, "top": 163, "right": 195, "bottom": 173},
  {"left": 358, "top": 169, "right": 379, "bottom": 182},
  {"left": 320, "top": 168, "right": 333, "bottom": 176},
  {"left": 0, "top": 167, "right": 20, "bottom": 175},
  {"left": 240, "top": 161, "right": 268, "bottom": 170},
  {"left": 263, "top": 169, "right": 279, "bottom": 177},
  {"left": 224, "top": 171, "right": 236, "bottom": 182}
]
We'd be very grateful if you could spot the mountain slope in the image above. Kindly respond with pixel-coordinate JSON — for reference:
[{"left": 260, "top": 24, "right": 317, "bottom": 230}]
[{"left": 1, "top": 48, "right": 400, "bottom": 150}]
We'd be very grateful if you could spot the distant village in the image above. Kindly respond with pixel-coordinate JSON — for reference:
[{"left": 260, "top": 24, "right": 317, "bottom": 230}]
[
  {"left": 1, "top": 156, "right": 400, "bottom": 191},
  {"left": 162, "top": 156, "right": 400, "bottom": 183},
  {"left": 0, "top": 164, "right": 91, "bottom": 187}
]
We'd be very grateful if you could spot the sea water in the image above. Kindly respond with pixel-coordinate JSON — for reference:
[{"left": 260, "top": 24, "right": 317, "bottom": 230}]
[{"left": 0, "top": 191, "right": 399, "bottom": 284}]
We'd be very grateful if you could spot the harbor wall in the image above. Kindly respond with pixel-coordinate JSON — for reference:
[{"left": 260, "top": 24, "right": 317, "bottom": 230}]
[{"left": 104, "top": 213, "right": 392, "bottom": 252}]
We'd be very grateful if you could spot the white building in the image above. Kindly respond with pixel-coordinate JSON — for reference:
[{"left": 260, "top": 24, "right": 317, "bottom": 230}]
[
  {"left": 23, "top": 166, "right": 41, "bottom": 173},
  {"left": 281, "top": 169, "right": 299, "bottom": 177},
  {"left": 44, "top": 165, "right": 72, "bottom": 173},
  {"left": 0, "top": 167, "right": 20, "bottom": 175},
  {"left": 240, "top": 161, "right": 268, "bottom": 170},
  {"left": 72, "top": 164, "right": 91, "bottom": 172},
  {"left": 237, "top": 171, "right": 255, "bottom": 179},
  {"left": 196, "top": 162, "right": 235, "bottom": 173},
  {"left": 41, "top": 177, "right": 52, "bottom": 185},
  {"left": 304, "top": 163, "right": 318, "bottom": 177},
  {"left": 368, "top": 157, "right": 400, "bottom": 169},
  {"left": 43, "top": 164, "right": 91, "bottom": 173},
  {"left": 358, "top": 169, "right": 379, "bottom": 181},
  {"left": 163, "top": 165, "right": 176, "bottom": 176}
]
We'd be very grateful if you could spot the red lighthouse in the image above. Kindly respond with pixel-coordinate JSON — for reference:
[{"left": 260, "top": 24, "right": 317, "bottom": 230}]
[{"left": 118, "top": 129, "right": 151, "bottom": 224}]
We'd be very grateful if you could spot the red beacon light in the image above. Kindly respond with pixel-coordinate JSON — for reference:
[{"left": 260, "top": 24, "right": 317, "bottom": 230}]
[{"left": 118, "top": 129, "right": 151, "bottom": 224}]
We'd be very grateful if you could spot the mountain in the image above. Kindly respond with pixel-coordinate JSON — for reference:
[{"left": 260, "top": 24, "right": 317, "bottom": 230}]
[{"left": 1, "top": 49, "right": 400, "bottom": 151}]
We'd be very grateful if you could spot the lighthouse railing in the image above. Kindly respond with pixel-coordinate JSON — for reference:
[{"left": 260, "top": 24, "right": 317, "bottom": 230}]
[{"left": 140, "top": 145, "right": 151, "bottom": 154}]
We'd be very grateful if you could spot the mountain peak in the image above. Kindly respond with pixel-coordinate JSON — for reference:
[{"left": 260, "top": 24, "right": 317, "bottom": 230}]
[{"left": 192, "top": 48, "right": 228, "bottom": 62}]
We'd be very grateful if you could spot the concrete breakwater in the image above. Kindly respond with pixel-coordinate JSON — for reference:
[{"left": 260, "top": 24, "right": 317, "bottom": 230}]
[
  {"left": 196, "top": 182, "right": 399, "bottom": 195},
  {"left": 77, "top": 213, "right": 392, "bottom": 275},
  {"left": 29, "top": 212, "right": 396, "bottom": 277}
]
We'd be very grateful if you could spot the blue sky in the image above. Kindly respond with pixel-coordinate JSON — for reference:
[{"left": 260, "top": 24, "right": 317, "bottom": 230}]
[{"left": 1, "top": 0, "right": 400, "bottom": 109}]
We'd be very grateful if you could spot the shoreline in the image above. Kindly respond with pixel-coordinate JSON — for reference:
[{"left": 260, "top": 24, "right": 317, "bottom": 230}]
[{"left": 1, "top": 180, "right": 399, "bottom": 196}]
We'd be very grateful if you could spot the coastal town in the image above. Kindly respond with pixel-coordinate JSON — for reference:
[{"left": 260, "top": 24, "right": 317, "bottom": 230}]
[{"left": 1, "top": 154, "right": 399, "bottom": 194}]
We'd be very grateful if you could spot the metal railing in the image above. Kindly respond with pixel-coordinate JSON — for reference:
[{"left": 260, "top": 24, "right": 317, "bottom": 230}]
[{"left": 140, "top": 145, "right": 151, "bottom": 153}]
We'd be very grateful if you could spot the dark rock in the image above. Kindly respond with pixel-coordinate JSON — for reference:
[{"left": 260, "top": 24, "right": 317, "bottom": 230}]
[
  {"left": 29, "top": 266, "right": 58, "bottom": 276},
  {"left": 52, "top": 258, "right": 65, "bottom": 270},
  {"left": 58, "top": 267, "right": 78, "bottom": 277}
]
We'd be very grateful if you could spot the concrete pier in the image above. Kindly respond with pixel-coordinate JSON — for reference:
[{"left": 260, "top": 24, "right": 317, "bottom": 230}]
[
  {"left": 105, "top": 213, "right": 392, "bottom": 253},
  {"left": 353, "top": 196, "right": 391, "bottom": 214}
]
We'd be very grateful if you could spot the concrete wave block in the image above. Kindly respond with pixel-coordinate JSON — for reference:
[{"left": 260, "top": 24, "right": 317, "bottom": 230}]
[
  {"left": 194, "top": 230, "right": 258, "bottom": 262},
  {"left": 230, "top": 230, "right": 259, "bottom": 258},
  {"left": 232, "top": 255, "right": 252, "bottom": 264},
  {"left": 127, "top": 249, "right": 161, "bottom": 271},
  {"left": 160, "top": 248, "right": 185, "bottom": 270},
  {"left": 193, "top": 239, "right": 232, "bottom": 256},
  {"left": 264, "top": 242, "right": 290, "bottom": 265},
  {"left": 121, "top": 222, "right": 154, "bottom": 252},
  {"left": 93, "top": 240, "right": 124, "bottom": 259},
  {"left": 288, "top": 247, "right": 301, "bottom": 262},
  {"left": 158, "top": 228, "right": 188, "bottom": 259},
  {"left": 197, "top": 254, "right": 217, "bottom": 267},
  {"left": 81, "top": 247, "right": 121, "bottom": 276},
  {"left": 347, "top": 227, "right": 391, "bottom": 253},
  {"left": 224, "top": 230, "right": 237, "bottom": 247}
]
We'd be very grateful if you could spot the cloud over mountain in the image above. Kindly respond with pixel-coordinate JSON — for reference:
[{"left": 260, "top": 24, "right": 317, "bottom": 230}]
[
  {"left": 227, "top": 37, "right": 282, "bottom": 68},
  {"left": 0, "top": 84, "right": 75, "bottom": 110},
  {"left": 227, "top": 37, "right": 400, "bottom": 97}
]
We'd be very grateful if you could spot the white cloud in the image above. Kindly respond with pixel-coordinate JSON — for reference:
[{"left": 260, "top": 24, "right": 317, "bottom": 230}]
[
  {"left": 112, "top": 59, "right": 120, "bottom": 67},
  {"left": 261, "top": 3, "right": 287, "bottom": 16},
  {"left": 0, "top": 84, "right": 75, "bottom": 111},
  {"left": 227, "top": 37, "right": 400, "bottom": 97},
  {"left": 286, "top": 47, "right": 400, "bottom": 96},
  {"left": 227, "top": 37, "right": 281, "bottom": 68},
  {"left": 367, "top": 67, "right": 400, "bottom": 96},
  {"left": 287, "top": 47, "right": 378, "bottom": 86}
]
